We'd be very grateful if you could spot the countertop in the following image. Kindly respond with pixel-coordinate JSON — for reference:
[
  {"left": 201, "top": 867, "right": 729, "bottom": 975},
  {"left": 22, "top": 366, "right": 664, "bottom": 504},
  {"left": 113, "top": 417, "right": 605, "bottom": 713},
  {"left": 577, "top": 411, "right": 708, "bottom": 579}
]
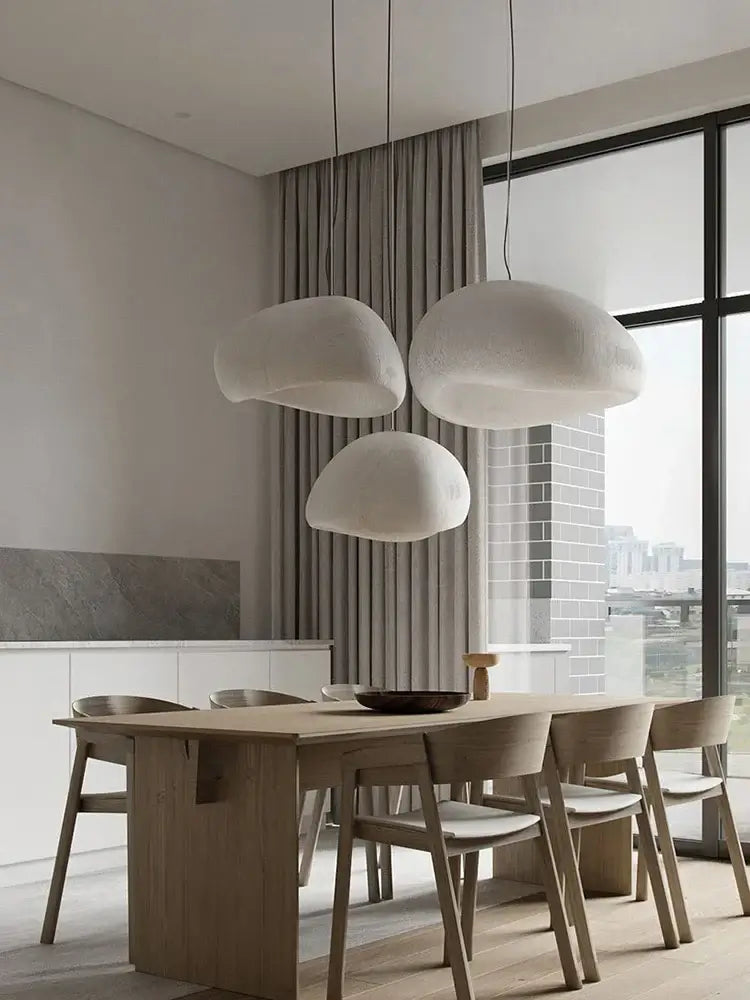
[
  {"left": 0, "top": 639, "right": 333, "bottom": 650},
  {"left": 488, "top": 643, "right": 571, "bottom": 653}
]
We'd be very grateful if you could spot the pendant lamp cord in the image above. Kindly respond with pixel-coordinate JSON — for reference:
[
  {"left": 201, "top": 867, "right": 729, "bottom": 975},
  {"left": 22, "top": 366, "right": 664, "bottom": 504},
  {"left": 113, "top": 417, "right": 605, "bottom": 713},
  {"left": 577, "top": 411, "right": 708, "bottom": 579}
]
[
  {"left": 385, "top": 0, "right": 396, "bottom": 691},
  {"left": 502, "top": 0, "right": 515, "bottom": 281},
  {"left": 386, "top": 0, "right": 396, "bottom": 433},
  {"left": 326, "top": 0, "right": 340, "bottom": 295}
]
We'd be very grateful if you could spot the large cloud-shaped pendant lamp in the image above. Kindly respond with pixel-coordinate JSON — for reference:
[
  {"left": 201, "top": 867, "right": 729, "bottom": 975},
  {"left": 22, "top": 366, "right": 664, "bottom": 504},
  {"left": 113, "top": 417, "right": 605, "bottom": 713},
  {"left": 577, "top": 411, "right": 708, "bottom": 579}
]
[
  {"left": 306, "top": 431, "right": 470, "bottom": 542},
  {"left": 409, "top": 0, "right": 644, "bottom": 431},
  {"left": 214, "top": 296, "right": 406, "bottom": 418},
  {"left": 409, "top": 280, "right": 644, "bottom": 429}
]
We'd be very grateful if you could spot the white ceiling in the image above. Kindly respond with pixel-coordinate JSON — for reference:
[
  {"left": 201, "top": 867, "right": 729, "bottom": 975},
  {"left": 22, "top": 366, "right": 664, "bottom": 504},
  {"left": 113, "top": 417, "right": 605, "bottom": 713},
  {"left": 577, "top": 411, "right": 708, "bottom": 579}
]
[{"left": 1, "top": 0, "right": 750, "bottom": 176}]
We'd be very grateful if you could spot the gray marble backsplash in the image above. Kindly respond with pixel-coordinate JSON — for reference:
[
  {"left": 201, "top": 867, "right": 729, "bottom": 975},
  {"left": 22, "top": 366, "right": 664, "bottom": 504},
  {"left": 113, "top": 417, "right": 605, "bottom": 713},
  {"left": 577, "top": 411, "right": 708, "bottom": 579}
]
[{"left": 0, "top": 547, "right": 240, "bottom": 641}]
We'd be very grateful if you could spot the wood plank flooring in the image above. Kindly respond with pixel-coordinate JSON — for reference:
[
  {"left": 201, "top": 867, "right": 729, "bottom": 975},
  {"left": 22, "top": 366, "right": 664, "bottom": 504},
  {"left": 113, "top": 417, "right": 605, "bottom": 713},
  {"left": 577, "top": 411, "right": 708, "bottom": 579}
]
[{"left": 184, "top": 858, "right": 750, "bottom": 1000}]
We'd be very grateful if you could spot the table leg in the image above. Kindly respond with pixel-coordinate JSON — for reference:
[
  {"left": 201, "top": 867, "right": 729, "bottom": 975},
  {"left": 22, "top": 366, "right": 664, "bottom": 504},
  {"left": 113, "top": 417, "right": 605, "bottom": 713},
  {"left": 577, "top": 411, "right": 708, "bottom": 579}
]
[
  {"left": 491, "top": 778, "right": 633, "bottom": 895},
  {"left": 128, "top": 735, "right": 300, "bottom": 1000},
  {"left": 578, "top": 820, "right": 633, "bottom": 895}
]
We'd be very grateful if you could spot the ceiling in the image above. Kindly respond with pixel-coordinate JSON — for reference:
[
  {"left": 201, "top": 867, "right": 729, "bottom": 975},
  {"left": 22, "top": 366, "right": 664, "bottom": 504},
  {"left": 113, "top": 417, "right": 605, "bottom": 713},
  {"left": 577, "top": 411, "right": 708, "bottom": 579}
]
[{"left": 2, "top": 0, "right": 750, "bottom": 176}]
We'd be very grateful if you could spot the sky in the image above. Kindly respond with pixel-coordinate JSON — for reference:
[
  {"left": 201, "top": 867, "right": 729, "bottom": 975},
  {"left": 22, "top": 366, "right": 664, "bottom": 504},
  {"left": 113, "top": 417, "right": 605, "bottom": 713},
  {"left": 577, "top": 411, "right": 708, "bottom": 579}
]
[
  {"left": 484, "top": 126, "right": 750, "bottom": 564},
  {"left": 604, "top": 323, "right": 703, "bottom": 559},
  {"left": 606, "top": 316, "right": 750, "bottom": 564}
]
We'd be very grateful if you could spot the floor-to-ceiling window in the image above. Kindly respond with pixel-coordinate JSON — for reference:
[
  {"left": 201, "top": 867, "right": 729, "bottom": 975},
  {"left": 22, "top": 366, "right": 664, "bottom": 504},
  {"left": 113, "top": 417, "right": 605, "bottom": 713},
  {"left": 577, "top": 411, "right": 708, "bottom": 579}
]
[
  {"left": 723, "top": 120, "right": 750, "bottom": 840},
  {"left": 484, "top": 104, "right": 750, "bottom": 857},
  {"left": 726, "top": 312, "right": 750, "bottom": 840}
]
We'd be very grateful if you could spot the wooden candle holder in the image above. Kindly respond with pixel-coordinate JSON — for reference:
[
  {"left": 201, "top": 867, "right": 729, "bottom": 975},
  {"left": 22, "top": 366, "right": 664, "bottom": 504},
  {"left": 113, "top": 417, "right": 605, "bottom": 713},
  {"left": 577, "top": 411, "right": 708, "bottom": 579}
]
[{"left": 462, "top": 652, "right": 499, "bottom": 701}]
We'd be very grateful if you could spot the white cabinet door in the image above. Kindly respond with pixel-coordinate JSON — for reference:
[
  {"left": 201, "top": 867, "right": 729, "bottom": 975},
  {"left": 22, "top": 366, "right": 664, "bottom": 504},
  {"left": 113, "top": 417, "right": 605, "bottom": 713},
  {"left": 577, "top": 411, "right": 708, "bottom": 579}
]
[
  {"left": 0, "top": 652, "right": 71, "bottom": 865},
  {"left": 177, "top": 651, "right": 270, "bottom": 709},
  {"left": 69, "top": 649, "right": 179, "bottom": 853},
  {"left": 270, "top": 650, "right": 331, "bottom": 703}
]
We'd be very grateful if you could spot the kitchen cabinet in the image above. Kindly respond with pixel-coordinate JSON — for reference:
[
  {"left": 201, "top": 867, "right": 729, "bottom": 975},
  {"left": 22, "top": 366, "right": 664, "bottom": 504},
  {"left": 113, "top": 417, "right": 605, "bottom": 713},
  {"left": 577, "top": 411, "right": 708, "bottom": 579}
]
[
  {"left": 178, "top": 650, "right": 269, "bottom": 708},
  {"left": 0, "top": 641, "right": 331, "bottom": 870},
  {"left": 270, "top": 649, "right": 331, "bottom": 702},
  {"left": 70, "top": 649, "right": 179, "bottom": 852},
  {"left": 0, "top": 653, "right": 70, "bottom": 865}
]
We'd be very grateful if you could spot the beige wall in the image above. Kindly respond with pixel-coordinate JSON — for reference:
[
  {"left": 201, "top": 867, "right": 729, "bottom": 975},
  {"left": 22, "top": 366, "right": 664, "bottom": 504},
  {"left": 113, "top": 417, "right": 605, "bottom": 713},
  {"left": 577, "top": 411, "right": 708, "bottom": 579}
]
[
  {"left": 481, "top": 47, "right": 750, "bottom": 164},
  {"left": 0, "top": 79, "right": 275, "bottom": 636}
]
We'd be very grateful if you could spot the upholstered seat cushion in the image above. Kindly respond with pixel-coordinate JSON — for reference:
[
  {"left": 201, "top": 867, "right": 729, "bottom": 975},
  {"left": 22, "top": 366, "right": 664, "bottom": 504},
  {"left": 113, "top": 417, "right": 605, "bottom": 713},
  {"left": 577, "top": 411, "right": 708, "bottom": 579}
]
[
  {"left": 392, "top": 800, "right": 541, "bottom": 840},
  {"left": 587, "top": 769, "right": 722, "bottom": 797},
  {"left": 540, "top": 783, "right": 641, "bottom": 815},
  {"left": 657, "top": 770, "right": 722, "bottom": 796}
]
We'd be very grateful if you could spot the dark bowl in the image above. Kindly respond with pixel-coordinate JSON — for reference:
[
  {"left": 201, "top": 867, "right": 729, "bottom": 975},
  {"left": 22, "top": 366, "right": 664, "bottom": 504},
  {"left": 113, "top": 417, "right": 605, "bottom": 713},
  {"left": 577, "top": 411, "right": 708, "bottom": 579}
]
[{"left": 354, "top": 690, "right": 470, "bottom": 714}]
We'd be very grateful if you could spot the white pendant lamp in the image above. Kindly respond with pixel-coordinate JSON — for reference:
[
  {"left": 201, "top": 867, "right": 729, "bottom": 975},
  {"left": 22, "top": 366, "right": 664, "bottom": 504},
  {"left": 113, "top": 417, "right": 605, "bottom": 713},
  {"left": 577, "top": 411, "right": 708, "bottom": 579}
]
[
  {"left": 305, "top": 0, "right": 470, "bottom": 543},
  {"left": 214, "top": 296, "right": 406, "bottom": 417},
  {"left": 408, "top": 0, "right": 644, "bottom": 430},
  {"left": 306, "top": 431, "right": 470, "bottom": 542},
  {"left": 213, "top": 2, "right": 405, "bottom": 420},
  {"left": 409, "top": 280, "right": 644, "bottom": 429}
]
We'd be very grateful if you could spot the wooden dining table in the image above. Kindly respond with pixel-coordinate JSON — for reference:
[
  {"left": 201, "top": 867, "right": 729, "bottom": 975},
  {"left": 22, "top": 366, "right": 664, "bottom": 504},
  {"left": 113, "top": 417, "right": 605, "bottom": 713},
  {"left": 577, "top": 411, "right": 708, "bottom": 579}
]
[{"left": 55, "top": 692, "right": 654, "bottom": 1000}]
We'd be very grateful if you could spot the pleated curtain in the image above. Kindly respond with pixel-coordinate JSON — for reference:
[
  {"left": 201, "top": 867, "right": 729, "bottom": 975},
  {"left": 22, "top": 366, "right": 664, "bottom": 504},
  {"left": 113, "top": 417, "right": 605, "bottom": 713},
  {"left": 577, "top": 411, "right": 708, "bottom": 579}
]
[{"left": 271, "top": 121, "right": 487, "bottom": 691}]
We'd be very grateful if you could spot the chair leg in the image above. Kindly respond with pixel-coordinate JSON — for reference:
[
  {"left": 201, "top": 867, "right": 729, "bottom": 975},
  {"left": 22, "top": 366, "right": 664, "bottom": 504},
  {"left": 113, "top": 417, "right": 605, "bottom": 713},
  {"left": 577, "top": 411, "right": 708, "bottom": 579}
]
[
  {"left": 523, "top": 776, "right": 582, "bottom": 990},
  {"left": 543, "top": 753, "right": 600, "bottom": 984},
  {"left": 460, "top": 852, "right": 480, "bottom": 962},
  {"left": 635, "top": 837, "right": 649, "bottom": 901},
  {"left": 378, "top": 784, "right": 403, "bottom": 901},
  {"left": 41, "top": 739, "right": 89, "bottom": 944},
  {"left": 389, "top": 783, "right": 404, "bottom": 815},
  {"left": 327, "top": 772, "right": 357, "bottom": 1000},
  {"left": 566, "top": 766, "right": 585, "bottom": 926},
  {"left": 566, "top": 828, "right": 582, "bottom": 926},
  {"left": 706, "top": 745, "right": 750, "bottom": 915},
  {"left": 299, "top": 787, "right": 327, "bottom": 888},
  {"left": 418, "top": 768, "right": 474, "bottom": 1000},
  {"left": 443, "top": 855, "right": 462, "bottom": 967},
  {"left": 459, "top": 781, "right": 483, "bottom": 962},
  {"left": 359, "top": 785, "right": 381, "bottom": 904},
  {"left": 298, "top": 789, "right": 307, "bottom": 838},
  {"left": 126, "top": 746, "right": 136, "bottom": 964},
  {"left": 642, "top": 748, "right": 693, "bottom": 943},
  {"left": 379, "top": 786, "right": 395, "bottom": 901},
  {"left": 624, "top": 760, "right": 679, "bottom": 950}
]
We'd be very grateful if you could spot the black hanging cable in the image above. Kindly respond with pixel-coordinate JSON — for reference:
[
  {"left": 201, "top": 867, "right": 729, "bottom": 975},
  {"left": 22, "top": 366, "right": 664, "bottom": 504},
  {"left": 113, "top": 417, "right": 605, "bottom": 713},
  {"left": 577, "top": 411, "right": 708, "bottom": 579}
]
[
  {"left": 502, "top": 0, "right": 515, "bottom": 281},
  {"left": 386, "top": 0, "right": 396, "bottom": 432},
  {"left": 385, "top": 0, "right": 396, "bottom": 685},
  {"left": 331, "top": 0, "right": 340, "bottom": 160},
  {"left": 326, "top": 0, "right": 340, "bottom": 293}
]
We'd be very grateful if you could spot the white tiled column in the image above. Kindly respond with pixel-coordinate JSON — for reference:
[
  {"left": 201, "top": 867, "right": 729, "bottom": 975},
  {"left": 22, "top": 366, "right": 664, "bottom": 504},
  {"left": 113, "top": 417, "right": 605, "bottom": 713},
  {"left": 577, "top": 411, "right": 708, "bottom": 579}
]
[{"left": 487, "top": 414, "right": 607, "bottom": 694}]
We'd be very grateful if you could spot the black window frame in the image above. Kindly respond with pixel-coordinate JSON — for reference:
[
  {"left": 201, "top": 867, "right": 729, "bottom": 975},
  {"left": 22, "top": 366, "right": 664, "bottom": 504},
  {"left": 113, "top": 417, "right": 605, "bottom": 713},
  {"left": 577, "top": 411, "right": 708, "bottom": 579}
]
[{"left": 483, "top": 102, "right": 750, "bottom": 860}]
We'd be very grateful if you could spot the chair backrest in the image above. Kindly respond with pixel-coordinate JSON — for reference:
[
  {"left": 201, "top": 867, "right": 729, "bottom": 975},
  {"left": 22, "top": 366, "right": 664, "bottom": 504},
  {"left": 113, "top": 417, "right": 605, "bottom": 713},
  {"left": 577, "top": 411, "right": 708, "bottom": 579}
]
[
  {"left": 209, "top": 688, "right": 311, "bottom": 709},
  {"left": 72, "top": 695, "right": 190, "bottom": 718},
  {"left": 550, "top": 703, "right": 654, "bottom": 768},
  {"left": 649, "top": 696, "right": 735, "bottom": 752},
  {"left": 321, "top": 683, "right": 375, "bottom": 702},
  {"left": 342, "top": 713, "right": 552, "bottom": 788},
  {"left": 424, "top": 713, "right": 553, "bottom": 784}
]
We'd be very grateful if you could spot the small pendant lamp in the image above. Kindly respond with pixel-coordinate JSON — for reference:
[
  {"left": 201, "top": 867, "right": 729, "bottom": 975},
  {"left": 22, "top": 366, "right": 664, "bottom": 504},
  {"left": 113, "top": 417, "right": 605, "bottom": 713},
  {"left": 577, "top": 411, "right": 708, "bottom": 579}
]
[
  {"left": 408, "top": 0, "right": 644, "bottom": 429},
  {"left": 305, "top": 0, "right": 470, "bottom": 542},
  {"left": 306, "top": 431, "right": 470, "bottom": 542}
]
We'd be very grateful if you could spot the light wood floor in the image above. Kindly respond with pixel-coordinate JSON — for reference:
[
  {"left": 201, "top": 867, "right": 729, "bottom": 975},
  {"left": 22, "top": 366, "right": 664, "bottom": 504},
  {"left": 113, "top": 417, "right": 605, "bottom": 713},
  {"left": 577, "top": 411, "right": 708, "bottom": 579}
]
[{"left": 187, "top": 858, "right": 750, "bottom": 1000}]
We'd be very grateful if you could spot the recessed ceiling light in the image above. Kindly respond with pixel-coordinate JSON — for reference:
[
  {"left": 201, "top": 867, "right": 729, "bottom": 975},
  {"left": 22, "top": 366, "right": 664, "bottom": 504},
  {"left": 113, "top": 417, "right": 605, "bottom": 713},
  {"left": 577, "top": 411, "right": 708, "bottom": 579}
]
[{"left": 174, "top": 111, "right": 192, "bottom": 120}]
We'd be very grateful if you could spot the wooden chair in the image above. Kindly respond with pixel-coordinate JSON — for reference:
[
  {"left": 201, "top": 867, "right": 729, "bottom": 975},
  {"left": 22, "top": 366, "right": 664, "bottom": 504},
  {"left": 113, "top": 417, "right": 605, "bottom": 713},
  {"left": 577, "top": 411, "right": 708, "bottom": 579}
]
[
  {"left": 321, "top": 683, "right": 391, "bottom": 901},
  {"left": 486, "top": 703, "right": 679, "bottom": 983},
  {"left": 321, "top": 683, "right": 376, "bottom": 702},
  {"left": 209, "top": 688, "right": 327, "bottom": 887},
  {"left": 621, "top": 696, "right": 750, "bottom": 943},
  {"left": 327, "top": 713, "right": 583, "bottom": 1000},
  {"left": 41, "top": 695, "right": 190, "bottom": 945}
]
